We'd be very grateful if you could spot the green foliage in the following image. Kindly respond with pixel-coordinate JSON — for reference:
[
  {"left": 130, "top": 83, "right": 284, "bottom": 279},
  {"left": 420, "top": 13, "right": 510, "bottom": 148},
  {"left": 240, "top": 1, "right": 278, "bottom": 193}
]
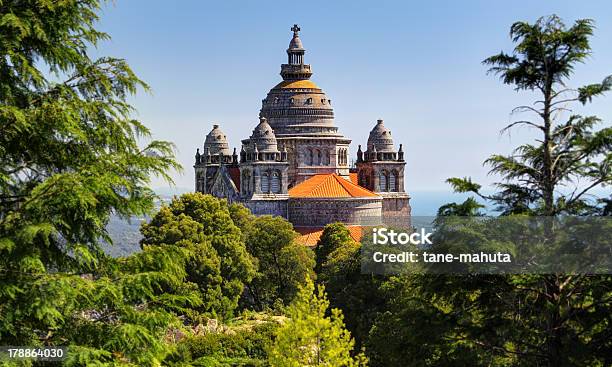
[
  {"left": 436, "top": 197, "right": 485, "bottom": 217},
  {"left": 396, "top": 15, "right": 612, "bottom": 367},
  {"left": 241, "top": 215, "right": 315, "bottom": 310},
  {"left": 451, "top": 15, "right": 611, "bottom": 216},
  {"left": 315, "top": 223, "right": 387, "bottom": 352},
  {"left": 315, "top": 223, "right": 354, "bottom": 274},
  {"left": 369, "top": 272, "right": 612, "bottom": 367},
  {"left": 141, "top": 193, "right": 256, "bottom": 319},
  {"left": 0, "top": 0, "right": 190, "bottom": 365},
  {"left": 229, "top": 203, "right": 255, "bottom": 242},
  {"left": 176, "top": 322, "right": 278, "bottom": 366},
  {"left": 268, "top": 278, "right": 367, "bottom": 367}
]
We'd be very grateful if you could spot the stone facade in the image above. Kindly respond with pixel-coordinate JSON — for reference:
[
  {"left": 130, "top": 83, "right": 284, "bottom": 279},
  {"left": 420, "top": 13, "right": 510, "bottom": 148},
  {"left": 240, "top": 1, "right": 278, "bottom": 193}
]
[
  {"left": 194, "top": 25, "right": 411, "bottom": 231},
  {"left": 288, "top": 198, "right": 382, "bottom": 227}
]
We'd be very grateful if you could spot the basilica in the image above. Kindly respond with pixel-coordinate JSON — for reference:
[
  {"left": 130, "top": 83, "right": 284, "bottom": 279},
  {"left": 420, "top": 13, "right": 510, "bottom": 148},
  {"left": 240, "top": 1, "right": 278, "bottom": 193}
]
[{"left": 194, "top": 25, "right": 410, "bottom": 245}]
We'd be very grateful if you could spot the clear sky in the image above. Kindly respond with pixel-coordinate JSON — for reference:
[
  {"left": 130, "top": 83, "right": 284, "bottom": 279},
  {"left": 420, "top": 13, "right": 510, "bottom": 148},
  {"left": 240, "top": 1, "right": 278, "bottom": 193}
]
[{"left": 93, "top": 0, "right": 612, "bottom": 192}]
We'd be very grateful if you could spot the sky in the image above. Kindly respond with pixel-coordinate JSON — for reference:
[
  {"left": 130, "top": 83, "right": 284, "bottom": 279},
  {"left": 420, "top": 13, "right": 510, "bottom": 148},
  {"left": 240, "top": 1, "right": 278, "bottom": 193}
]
[{"left": 92, "top": 0, "right": 612, "bottom": 194}]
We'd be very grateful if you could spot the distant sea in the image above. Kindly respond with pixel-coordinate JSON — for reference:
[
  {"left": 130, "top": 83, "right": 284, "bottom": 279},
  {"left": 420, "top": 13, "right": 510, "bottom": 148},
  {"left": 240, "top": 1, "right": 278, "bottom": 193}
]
[{"left": 102, "top": 189, "right": 486, "bottom": 257}]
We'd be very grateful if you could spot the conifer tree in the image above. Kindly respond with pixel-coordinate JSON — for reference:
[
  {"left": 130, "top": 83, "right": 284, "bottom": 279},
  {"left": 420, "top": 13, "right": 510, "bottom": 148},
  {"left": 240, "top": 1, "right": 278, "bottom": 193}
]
[
  {"left": 367, "top": 16, "right": 611, "bottom": 367},
  {"left": 449, "top": 15, "right": 611, "bottom": 215},
  {"left": 315, "top": 223, "right": 385, "bottom": 352},
  {"left": 0, "top": 1, "right": 198, "bottom": 364},
  {"left": 268, "top": 278, "right": 367, "bottom": 367}
]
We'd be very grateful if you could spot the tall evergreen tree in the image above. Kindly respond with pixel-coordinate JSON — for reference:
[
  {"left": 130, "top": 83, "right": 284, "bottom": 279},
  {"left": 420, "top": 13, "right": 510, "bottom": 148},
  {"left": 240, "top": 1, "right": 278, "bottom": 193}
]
[
  {"left": 449, "top": 15, "right": 611, "bottom": 215},
  {"left": 367, "top": 16, "right": 611, "bottom": 367},
  {"left": 0, "top": 1, "right": 198, "bottom": 364}
]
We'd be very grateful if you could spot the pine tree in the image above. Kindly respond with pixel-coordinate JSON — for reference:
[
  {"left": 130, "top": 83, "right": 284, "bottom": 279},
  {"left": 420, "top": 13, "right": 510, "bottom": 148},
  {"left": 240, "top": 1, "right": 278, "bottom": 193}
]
[
  {"left": 268, "top": 278, "right": 367, "bottom": 367},
  {"left": 367, "top": 16, "right": 611, "bottom": 367},
  {"left": 449, "top": 15, "right": 611, "bottom": 215}
]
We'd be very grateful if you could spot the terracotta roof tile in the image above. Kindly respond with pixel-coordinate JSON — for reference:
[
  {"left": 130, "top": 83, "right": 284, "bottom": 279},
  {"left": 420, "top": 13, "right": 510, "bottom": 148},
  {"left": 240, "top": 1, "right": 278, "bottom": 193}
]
[
  {"left": 349, "top": 172, "right": 358, "bottom": 185},
  {"left": 294, "top": 226, "right": 367, "bottom": 247},
  {"left": 288, "top": 174, "right": 378, "bottom": 198},
  {"left": 274, "top": 79, "right": 320, "bottom": 90}
]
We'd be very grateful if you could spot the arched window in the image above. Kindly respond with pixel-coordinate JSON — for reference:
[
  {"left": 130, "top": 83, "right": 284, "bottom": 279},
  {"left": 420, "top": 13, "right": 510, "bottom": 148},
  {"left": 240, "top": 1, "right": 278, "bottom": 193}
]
[
  {"left": 316, "top": 150, "right": 322, "bottom": 165},
  {"left": 308, "top": 149, "right": 314, "bottom": 166},
  {"left": 261, "top": 172, "right": 270, "bottom": 193},
  {"left": 325, "top": 151, "right": 331, "bottom": 165},
  {"left": 390, "top": 171, "right": 398, "bottom": 192},
  {"left": 379, "top": 171, "right": 388, "bottom": 192},
  {"left": 271, "top": 171, "right": 281, "bottom": 193}
]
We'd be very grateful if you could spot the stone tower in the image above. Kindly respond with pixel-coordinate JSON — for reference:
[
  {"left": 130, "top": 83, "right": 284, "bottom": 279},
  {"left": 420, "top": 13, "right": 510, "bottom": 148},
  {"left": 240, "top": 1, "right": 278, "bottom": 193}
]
[
  {"left": 239, "top": 117, "right": 290, "bottom": 216},
  {"left": 356, "top": 119, "right": 410, "bottom": 225},
  {"left": 194, "top": 124, "right": 239, "bottom": 201},
  {"left": 259, "top": 24, "right": 351, "bottom": 187}
]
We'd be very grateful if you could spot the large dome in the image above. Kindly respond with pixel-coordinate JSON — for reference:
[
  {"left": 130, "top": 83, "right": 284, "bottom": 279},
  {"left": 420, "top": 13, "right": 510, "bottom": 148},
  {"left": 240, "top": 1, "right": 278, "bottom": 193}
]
[
  {"left": 259, "top": 25, "right": 337, "bottom": 137},
  {"left": 367, "top": 119, "right": 395, "bottom": 153},
  {"left": 204, "top": 124, "right": 231, "bottom": 155}
]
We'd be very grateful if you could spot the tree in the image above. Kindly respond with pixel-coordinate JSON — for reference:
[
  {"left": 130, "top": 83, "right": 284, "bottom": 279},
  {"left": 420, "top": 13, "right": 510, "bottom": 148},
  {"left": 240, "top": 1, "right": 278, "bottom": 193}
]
[
  {"left": 368, "top": 15, "right": 612, "bottom": 367},
  {"left": 449, "top": 15, "right": 611, "bottom": 215},
  {"left": 242, "top": 215, "right": 315, "bottom": 310},
  {"left": 268, "top": 277, "right": 367, "bottom": 367},
  {"left": 314, "top": 223, "right": 386, "bottom": 351},
  {"left": 0, "top": 0, "right": 194, "bottom": 364},
  {"left": 140, "top": 193, "right": 256, "bottom": 319},
  {"left": 315, "top": 223, "right": 355, "bottom": 274},
  {"left": 448, "top": 17, "right": 612, "bottom": 365},
  {"left": 228, "top": 202, "right": 255, "bottom": 242}
]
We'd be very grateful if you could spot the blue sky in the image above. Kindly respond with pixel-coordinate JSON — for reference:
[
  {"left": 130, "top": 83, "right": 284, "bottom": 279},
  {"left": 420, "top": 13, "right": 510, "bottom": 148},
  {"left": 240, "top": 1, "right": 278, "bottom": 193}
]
[{"left": 93, "top": 0, "right": 612, "bottom": 194}]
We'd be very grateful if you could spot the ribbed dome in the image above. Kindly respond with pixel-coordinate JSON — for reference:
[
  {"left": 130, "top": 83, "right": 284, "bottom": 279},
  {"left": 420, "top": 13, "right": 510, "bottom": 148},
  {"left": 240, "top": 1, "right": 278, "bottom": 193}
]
[
  {"left": 249, "top": 118, "right": 279, "bottom": 153},
  {"left": 204, "top": 124, "right": 232, "bottom": 155},
  {"left": 259, "top": 25, "right": 337, "bottom": 136},
  {"left": 367, "top": 119, "right": 395, "bottom": 153}
]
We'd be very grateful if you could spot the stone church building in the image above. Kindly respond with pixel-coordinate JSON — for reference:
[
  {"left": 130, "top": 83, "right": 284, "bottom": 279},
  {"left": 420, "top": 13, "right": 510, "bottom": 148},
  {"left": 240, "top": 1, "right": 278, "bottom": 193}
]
[{"left": 194, "top": 25, "right": 410, "bottom": 245}]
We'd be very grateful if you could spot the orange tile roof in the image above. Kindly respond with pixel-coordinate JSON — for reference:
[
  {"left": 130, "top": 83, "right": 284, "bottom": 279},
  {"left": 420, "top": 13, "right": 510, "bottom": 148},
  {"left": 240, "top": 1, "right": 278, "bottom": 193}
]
[
  {"left": 294, "top": 226, "right": 367, "bottom": 247},
  {"left": 288, "top": 174, "right": 378, "bottom": 198},
  {"left": 274, "top": 79, "right": 320, "bottom": 90},
  {"left": 349, "top": 172, "right": 358, "bottom": 185}
]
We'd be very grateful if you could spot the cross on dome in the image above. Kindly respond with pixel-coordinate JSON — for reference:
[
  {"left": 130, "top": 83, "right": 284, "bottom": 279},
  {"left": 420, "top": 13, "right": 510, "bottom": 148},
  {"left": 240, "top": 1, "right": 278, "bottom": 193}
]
[{"left": 291, "top": 24, "right": 300, "bottom": 35}]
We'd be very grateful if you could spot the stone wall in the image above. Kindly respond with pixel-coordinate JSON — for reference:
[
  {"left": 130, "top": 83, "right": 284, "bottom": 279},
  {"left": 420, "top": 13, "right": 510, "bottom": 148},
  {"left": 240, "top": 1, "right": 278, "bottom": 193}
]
[
  {"left": 288, "top": 198, "right": 382, "bottom": 226},
  {"left": 381, "top": 193, "right": 411, "bottom": 228},
  {"left": 244, "top": 198, "right": 288, "bottom": 218}
]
